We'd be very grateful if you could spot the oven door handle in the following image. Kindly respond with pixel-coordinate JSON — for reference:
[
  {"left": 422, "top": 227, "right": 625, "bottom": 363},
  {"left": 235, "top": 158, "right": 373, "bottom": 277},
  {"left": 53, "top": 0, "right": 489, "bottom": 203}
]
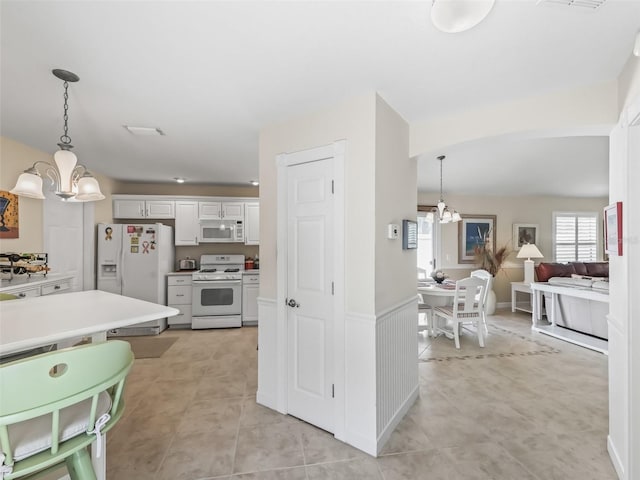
[{"left": 193, "top": 280, "right": 243, "bottom": 286}]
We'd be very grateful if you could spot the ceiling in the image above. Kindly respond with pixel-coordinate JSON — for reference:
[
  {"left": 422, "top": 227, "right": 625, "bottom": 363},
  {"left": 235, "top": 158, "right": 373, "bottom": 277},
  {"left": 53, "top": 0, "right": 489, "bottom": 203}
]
[{"left": 2, "top": 1, "right": 638, "bottom": 196}]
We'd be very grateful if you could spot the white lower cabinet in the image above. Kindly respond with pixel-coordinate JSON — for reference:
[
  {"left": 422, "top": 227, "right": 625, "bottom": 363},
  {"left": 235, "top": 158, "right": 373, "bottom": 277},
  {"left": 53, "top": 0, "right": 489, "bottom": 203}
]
[
  {"left": 242, "top": 273, "right": 259, "bottom": 325},
  {"left": 1, "top": 275, "right": 72, "bottom": 299},
  {"left": 167, "top": 274, "right": 192, "bottom": 327}
]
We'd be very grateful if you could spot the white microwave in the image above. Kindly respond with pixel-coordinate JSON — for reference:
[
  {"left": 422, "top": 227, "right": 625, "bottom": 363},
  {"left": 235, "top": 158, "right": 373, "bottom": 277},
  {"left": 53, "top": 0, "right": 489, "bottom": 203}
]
[{"left": 199, "top": 220, "right": 244, "bottom": 243}]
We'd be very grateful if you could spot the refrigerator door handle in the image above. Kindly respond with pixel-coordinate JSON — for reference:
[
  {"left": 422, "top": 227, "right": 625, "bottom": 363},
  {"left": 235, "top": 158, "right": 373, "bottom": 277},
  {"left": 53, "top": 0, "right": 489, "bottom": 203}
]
[{"left": 119, "top": 229, "right": 125, "bottom": 292}]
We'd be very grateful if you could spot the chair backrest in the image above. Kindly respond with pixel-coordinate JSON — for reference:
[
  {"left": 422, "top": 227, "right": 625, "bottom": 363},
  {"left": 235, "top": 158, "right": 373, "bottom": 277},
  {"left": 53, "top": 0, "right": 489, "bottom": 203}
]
[
  {"left": 470, "top": 269, "right": 492, "bottom": 308},
  {"left": 453, "top": 276, "right": 486, "bottom": 316},
  {"left": 0, "top": 340, "right": 134, "bottom": 469},
  {"left": 417, "top": 267, "right": 428, "bottom": 281}
]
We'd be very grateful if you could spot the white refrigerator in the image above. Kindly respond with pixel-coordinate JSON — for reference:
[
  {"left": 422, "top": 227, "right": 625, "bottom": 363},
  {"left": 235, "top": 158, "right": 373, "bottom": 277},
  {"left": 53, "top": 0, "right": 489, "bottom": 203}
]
[{"left": 97, "top": 223, "right": 174, "bottom": 336}]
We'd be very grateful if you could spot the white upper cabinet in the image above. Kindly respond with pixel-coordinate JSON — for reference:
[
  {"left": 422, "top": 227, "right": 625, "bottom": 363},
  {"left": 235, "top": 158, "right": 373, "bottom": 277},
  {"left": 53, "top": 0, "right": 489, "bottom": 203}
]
[
  {"left": 221, "top": 202, "right": 244, "bottom": 220},
  {"left": 146, "top": 201, "right": 175, "bottom": 218},
  {"left": 198, "top": 201, "right": 221, "bottom": 219},
  {"left": 244, "top": 202, "right": 259, "bottom": 245},
  {"left": 198, "top": 201, "right": 244, "bottom": 220},
  {"left": 113, "top": 199, "right": 145, "bottom": 219},
  {"left": 175, "top": 201, "right": 199, "bottom": 246},
  {"left": 113, "top": 199, "right": 175, "bottom": 219}
]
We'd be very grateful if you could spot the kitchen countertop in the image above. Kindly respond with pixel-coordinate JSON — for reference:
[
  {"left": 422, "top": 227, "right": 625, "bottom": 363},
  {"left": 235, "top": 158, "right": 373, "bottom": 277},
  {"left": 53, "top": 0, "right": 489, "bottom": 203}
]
[
  {"left": 0, "top": 290, "right": 178, "bottom": 356},
  {"left": 168, "top": 271, "right": 196, "bottom": 276},
  {"left": 0, "top": 273, "right": 74, "bottom": 293},
  {"left": 243, "top": 270, "right": 260, "bottom": 274}
]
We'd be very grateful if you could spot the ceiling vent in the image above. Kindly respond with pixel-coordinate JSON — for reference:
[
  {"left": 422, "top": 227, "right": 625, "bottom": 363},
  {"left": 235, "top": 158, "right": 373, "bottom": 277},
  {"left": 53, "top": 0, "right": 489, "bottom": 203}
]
[
  {"left": 124, "top": 126, "right": 165, "bottom": 136},
  {"left": 537, "top": 0, "right": 607, "bottom": 11}
]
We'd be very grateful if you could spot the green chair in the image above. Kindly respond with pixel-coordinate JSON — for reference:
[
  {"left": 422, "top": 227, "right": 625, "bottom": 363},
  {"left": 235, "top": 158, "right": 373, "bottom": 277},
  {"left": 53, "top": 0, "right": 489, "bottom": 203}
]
[{"left": 0, "top": 340, "right": 134, "bottom": 479}]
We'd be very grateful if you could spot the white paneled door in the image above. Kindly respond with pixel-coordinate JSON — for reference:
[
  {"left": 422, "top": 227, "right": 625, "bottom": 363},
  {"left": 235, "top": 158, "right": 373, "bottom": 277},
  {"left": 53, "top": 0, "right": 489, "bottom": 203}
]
[
  {"left": 286, "top": 156, "right": 334, "bottom": 433},
  {"left": 43, "top": 190, "right": 84, "bottom": 291}
]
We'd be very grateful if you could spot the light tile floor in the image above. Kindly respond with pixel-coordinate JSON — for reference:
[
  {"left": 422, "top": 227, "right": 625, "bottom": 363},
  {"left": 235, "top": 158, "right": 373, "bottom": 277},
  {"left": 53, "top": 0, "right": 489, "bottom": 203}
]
[{"left": 104, "top": 309, "right": 616, "bottom": 479}]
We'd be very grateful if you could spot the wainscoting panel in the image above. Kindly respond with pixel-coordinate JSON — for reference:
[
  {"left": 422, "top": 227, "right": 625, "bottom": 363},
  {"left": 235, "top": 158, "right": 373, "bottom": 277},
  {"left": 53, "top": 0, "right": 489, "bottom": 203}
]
[{"left": 375, "top": 296, "right": 419, "bottom": 452}]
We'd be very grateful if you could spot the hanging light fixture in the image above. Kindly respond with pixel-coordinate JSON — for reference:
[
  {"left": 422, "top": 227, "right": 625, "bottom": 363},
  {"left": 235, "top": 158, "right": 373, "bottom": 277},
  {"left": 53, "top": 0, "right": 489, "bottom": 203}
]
[
  {"left": 10, "top": 69, "right": 105, "bottom": 202},
  {"left": 426, "top": 155, "right": 461, "bottom": 224},
  {"left": 430, "top": 0, "right": 495, "bottom": 34}
]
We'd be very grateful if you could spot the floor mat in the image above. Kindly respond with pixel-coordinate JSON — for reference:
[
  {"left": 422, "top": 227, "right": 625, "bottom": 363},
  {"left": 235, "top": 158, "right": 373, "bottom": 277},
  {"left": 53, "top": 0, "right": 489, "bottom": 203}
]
[{"left": 119, "top": 336, "right": 178, "bottom": 359}]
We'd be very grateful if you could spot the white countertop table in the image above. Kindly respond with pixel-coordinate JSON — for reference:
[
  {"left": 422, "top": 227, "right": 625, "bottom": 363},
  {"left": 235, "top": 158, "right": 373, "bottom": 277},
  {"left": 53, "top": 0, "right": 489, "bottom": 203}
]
[{"left": 0, "top": 290, "right": 179, "bottom": 356}]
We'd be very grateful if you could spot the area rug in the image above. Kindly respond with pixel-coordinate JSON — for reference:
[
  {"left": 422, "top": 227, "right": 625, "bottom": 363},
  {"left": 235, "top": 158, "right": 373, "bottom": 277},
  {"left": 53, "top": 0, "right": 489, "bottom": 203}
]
[
  {"left": 119, "top": 336, "right": 178, "bottom": 359},
  {"left": 419, "top": 323, "right": 560, "bottom": 363}
]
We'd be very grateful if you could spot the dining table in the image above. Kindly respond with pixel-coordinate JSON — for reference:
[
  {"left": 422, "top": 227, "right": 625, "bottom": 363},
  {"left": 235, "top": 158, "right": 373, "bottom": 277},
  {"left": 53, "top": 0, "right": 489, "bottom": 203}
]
[
  {"left": 0, "top": 289, "right": 179, "bottom": 480},
  {"left": 418, "top": 282, "right": 457, "bottom": 337}
]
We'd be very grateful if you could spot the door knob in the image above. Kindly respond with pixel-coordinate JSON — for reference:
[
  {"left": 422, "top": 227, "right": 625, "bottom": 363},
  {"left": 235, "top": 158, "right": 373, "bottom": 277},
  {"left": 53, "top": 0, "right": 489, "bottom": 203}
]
[{"left": 287, "top": 298, "right": 300, "bottom": 308}]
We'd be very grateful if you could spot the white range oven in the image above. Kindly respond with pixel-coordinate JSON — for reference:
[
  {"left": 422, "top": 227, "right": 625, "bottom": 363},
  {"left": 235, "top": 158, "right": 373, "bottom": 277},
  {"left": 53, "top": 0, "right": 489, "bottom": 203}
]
[{"left": 191, "top": 254, "right": 244, "bottom": 329}]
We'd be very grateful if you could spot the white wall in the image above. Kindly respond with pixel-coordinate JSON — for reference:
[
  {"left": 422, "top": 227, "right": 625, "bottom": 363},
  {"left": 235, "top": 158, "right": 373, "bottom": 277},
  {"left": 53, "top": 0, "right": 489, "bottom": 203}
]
[
  {"left": 374, "top": 95, "right": 416, "bottom": 311},
  {"left": 258, "top": 93, "right": 417, "bottom": 455},
  {"left": 259, "top": 92, "right": 377, "bottom": 313},
  {"left": 410, "top": 81, "right": 618, "bottom": 158},
  {"left": 607, "top": 52, "right": 640, "bottom": 480}
]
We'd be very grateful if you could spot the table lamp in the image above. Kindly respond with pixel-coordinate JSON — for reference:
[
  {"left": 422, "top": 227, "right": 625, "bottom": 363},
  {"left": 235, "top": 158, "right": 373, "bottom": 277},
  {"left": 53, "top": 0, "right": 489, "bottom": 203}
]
[{"left": 517, "top": 243, "right": 543, "bottom": 284}]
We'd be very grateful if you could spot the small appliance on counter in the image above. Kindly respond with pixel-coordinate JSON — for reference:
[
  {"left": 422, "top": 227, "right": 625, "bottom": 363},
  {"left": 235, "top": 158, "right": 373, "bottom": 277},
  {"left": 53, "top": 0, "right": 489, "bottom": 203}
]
[
  {"left": 178, "top": 257, "right": 197, "bottom": 271},
  {"left": 191, "top": 254, "right": 244, "bottom": 329}
]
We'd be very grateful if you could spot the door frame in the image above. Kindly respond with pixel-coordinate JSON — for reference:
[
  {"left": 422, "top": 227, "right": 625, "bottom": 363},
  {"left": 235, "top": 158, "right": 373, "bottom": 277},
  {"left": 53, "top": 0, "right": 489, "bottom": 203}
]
[{"left": 276, "top": 140, "right": 346, "bottom": 440}]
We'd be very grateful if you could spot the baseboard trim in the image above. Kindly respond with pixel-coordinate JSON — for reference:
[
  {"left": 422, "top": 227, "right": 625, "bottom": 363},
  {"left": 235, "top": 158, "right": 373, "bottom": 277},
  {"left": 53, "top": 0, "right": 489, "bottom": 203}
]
[
  {"left": 376, "top": 385, "right": 419, "bottom": 455},
  {"left": 607, "top": 434, "right": 625, "bottom": 479}
]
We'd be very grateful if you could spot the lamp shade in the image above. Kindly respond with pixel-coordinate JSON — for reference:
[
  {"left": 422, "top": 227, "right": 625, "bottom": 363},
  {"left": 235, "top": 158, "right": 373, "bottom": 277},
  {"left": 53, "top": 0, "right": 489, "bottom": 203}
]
[
  {"left": 517, "top": 243, "right": 543, "bottom": 260},
  {"left": 10, "top": 172, "right": 46, "bottom": 199},
  {"left": 431, "top": 0, "right": 495, "bottom": 33},
  {"left": 76, "top": 175, "right": 105, "bottom": 201}
]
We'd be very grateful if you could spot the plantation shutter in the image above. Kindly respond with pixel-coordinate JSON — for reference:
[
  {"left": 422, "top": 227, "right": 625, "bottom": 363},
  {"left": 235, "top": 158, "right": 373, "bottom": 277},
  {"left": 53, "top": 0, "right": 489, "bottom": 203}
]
[{"left": 553, "top": 212, "right": 598, "bottom": 262}]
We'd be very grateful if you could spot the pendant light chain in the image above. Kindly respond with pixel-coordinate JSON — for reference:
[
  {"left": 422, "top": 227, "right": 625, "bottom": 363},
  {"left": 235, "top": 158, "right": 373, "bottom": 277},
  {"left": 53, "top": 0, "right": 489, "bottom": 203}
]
[
  {"left": 59, "top": 81, "right": 72, "bottom": 147},
  {"left": 439, "top": 157, "right": 444, "bottom": 201}
]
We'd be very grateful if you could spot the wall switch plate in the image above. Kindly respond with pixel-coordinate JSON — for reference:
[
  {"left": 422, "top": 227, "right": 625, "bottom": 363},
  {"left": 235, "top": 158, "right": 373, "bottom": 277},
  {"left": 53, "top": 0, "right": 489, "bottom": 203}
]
[{"left": 387, "top": 224, "right": 399, "bottom": 239}]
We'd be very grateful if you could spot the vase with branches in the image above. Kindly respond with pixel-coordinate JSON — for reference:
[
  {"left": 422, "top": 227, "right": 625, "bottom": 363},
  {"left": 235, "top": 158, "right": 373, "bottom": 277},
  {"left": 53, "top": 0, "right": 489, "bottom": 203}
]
[{"left": 472, "top": 227, "right": 510, "bottom": 276}]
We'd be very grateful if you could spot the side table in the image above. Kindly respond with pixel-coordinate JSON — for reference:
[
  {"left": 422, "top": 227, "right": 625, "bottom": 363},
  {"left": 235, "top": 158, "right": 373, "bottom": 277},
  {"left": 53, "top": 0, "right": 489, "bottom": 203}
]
[{"left": 511, "top": 281, "right": 533, "bottom": 314}]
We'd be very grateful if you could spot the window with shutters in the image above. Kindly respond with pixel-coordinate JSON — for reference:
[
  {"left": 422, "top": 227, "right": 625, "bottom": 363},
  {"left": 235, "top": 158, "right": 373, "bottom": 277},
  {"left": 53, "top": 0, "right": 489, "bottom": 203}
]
[{"left": 552, "top": 212, "right": 599, "bottom": 263}]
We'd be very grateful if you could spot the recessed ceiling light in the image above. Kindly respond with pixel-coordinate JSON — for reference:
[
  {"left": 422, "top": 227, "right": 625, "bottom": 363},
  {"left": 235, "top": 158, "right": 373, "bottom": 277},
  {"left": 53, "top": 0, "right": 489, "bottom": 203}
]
[
  {"left": 124, "top": 126, "right": 165, "bottom": 136},
  {"left": 174, "top": 177, "right": 186, "bottom": 183},
  {"left": 249, "top": 180, "right": 259, "bottom": 186}
]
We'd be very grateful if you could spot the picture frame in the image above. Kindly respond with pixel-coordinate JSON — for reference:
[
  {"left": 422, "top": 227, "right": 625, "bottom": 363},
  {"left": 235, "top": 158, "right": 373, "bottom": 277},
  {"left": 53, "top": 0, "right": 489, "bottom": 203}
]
[
  {"left": 458, "top": 214, "right": 496, "bottom": 264},
  {"left": 513, "top": 223, "right": 539, "bottom": 250},
  {"left": 402, "top": 219, "right": 417, "bottom": 250},
  {"left": 0, "top": 190, "right": 19, "bottom": 239},
  {"left": 604, "top": 202, "right": 623, "bottom": 256}
]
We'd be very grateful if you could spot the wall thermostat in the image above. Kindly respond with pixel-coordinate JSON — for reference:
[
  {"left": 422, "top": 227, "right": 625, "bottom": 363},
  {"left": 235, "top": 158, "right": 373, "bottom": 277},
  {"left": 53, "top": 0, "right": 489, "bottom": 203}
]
[{"left": 387, "top": 224, "right": 399, "bottom": 239}]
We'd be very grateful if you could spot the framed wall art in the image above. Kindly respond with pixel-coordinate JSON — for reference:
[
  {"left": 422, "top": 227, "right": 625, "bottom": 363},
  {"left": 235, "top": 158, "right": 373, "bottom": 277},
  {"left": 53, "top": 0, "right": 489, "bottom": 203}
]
[
  {"left": 604, "top": 202, "right": 623, "bottom": 256},
  {"left": 402, "top": 219, "right": 417, "bottom": 250},
  {"left": 513, "top": 223, "right": 539, "bottom": 250},
  {"left": 0, "top": 190, "right": 19, "bottom": 239},
  {"left": 458, "top": 214, "right": 496, "bottom": 264}
]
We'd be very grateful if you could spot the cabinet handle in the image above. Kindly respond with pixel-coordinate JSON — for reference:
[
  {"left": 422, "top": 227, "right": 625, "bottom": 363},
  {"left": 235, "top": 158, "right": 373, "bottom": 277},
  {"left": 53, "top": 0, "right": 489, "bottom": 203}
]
[
  {"left": 176, "top": 294, "right": 185, "bottom": 297},
  {"left": 17, "top": 292, "right": 26, "bottom": 298},
  {"left": 54, "top": 285, "right": 61, "bottom": 290}
]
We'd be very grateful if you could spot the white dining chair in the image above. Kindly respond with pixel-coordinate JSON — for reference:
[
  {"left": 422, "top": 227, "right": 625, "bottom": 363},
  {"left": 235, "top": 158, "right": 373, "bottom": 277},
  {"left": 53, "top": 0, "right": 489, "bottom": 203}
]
[
  {"left": 432, "top": 276, "right": 486, "bottom": 349},
  {"left": 417, "top": 293, "right": 433, "bottom": 337},
  {"left": 470, "top": 269, "right": 492, "bottom": 335}
]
